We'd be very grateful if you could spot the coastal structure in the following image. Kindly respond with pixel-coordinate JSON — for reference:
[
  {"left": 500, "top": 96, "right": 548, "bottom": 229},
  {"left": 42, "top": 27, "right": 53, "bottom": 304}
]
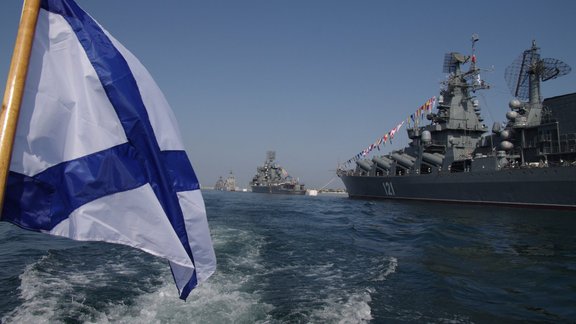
[{"left": 338, "top": 39, "right": 576, "bottom": 209}]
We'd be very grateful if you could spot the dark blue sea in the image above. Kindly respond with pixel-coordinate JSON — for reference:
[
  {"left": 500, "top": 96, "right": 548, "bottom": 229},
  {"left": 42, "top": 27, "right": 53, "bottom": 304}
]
[{"left": 1, "top": 190, "right": 575, "bottom": 323}]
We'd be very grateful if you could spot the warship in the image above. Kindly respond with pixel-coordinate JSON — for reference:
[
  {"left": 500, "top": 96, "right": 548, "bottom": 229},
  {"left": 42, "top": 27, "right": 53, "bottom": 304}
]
[
  {"left": 214, "top": 171, "right": 237, "bottom": 191},
  {"left": 338, "top": 39, "right": 576, "bottom": 209},
  {"left": 214, "top": 176, "right": 225, "bottom": 191},
  {"left": 250, "top": 151, "right": 306, "bottom": 195}
]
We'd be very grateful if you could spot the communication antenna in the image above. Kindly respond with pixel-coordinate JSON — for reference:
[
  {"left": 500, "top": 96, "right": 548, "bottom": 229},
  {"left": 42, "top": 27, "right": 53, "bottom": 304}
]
[
  {"left": 471, "top": 34, "right": 479, "bottom": 53},
  {"left": 470, "top": 34, "right": 479, "bottom": 69},
  {"left": 504, "top": 41, "right": 571, "bottom": 101},
  {"left": 266, "top": 150, "right": 276, "bottom": 163}
]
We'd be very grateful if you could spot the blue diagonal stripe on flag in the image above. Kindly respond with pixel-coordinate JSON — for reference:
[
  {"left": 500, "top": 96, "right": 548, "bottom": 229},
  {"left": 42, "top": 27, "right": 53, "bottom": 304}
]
[{"left": 1, "top": 0, "right": 215, "bottom": 300}]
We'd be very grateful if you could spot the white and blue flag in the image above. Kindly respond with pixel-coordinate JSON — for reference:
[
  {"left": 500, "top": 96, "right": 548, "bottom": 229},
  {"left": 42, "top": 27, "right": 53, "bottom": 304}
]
[{"left": 1, "top": 0, "right": 216, "bottom": 300}]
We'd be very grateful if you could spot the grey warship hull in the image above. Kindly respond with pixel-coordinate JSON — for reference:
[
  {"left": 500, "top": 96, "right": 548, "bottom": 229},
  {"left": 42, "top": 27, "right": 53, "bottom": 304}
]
[
  {"left": 340, "top": 166, "right": 576, "bottom": 209},
  {"left": 338, "top": 40, "right": 576, "bottom": 210},
  {"left": 251, "top": 184, "right": 306, "bottom": 195}
]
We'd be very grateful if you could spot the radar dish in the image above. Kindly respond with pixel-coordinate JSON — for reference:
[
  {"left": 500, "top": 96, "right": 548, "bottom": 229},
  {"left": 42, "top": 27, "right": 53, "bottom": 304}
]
[
  {"left": 504, "top": 50, "right": 533, "bottom": 100},
  {"left": 540, "top": 58, "right": 571, "bottom": 81},
  {"left": 443, "top": 52, "right": 467, "bottom": 73},
  {"left": 505, "top": 47, "right": 571, "bottom": 100}
]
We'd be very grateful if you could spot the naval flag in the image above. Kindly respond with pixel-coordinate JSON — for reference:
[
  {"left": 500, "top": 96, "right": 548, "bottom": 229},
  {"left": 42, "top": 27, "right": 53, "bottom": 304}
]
[{"left": 1, "top": 0, "right": 215, "bottom": 300}]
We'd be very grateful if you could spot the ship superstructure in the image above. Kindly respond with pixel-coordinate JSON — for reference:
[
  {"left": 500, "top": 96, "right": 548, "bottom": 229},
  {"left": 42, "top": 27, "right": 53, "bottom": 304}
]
[
  {"left": 250, "top": 151, "right": 306, "bottom": 195},
  {"left": 338, "top": 39, "right": 575, "bottom": 209},
  {"left": 214, "top": 171, "right": 237, "bottom": 191}
]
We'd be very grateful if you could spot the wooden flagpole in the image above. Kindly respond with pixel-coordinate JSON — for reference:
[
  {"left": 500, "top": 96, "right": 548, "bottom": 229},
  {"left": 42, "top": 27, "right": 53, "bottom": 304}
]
[{"left": 0, "top": 0, "right": 41, "bottom": 217}]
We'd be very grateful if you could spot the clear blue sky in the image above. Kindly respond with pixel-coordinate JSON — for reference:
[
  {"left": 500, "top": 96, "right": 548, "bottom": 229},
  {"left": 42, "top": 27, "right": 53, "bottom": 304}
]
[{"left": 2, "top": 1, "right": 576, "bottom": 189}]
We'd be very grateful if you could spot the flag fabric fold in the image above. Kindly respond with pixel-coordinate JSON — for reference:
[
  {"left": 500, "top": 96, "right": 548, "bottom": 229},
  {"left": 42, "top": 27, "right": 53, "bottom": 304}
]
[{"left": 1, "top": 0, "right": 215, "bottom": 300}]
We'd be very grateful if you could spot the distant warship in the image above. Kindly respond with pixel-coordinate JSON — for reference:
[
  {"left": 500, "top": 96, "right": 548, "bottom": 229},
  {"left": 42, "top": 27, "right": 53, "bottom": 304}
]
[
  {"left": 214, "top": 171, "right": 237, "bottom": 191},
  {"left": 214, "top": 176, "right": 225, "bottom": 191},
  {"left": 338, "top": 38, "right": 576, "bottom": 209},
  {"left": 250, "top": 151, "right": 306, "bottom": 195}
]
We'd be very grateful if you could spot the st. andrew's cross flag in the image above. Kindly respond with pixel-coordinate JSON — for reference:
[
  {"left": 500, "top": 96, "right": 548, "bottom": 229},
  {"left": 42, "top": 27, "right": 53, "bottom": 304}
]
[{"left": 1, "top": 0, "right": 216, "bottom": 300}]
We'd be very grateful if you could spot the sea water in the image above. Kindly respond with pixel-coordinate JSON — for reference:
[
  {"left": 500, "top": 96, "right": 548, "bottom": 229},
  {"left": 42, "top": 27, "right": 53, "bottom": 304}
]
[{"left": 1, "top": 190, "right": 575, "bottom": 323}]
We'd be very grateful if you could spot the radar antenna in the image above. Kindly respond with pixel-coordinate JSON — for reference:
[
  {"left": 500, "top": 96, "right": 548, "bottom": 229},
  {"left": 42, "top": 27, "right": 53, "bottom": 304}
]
[
  {"left": 504, "top": 40, "right": 571, "bottom": 101},
  {"left": 443, "top": 52, "right": 468, "bottom": 74},
  {"left": 266, "top": 151, "right": 276, "bottom": 163}
]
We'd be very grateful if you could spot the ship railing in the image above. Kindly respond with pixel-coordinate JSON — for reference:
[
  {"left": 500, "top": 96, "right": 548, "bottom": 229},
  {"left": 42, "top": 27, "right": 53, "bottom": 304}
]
[{"left": 337, "top": 169, "right": 357, "bottom": 176}]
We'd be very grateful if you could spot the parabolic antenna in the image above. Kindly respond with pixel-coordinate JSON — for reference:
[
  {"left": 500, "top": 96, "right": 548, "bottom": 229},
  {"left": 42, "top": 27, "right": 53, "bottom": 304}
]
[{"left": 540, "top": 58, "right": 571, "bottom": 81}]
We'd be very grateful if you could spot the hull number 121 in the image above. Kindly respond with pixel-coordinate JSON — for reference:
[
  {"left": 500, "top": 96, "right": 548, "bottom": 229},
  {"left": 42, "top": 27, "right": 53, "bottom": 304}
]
[{"left": 382, "top": 182, "right": 395, "bottom": 196}]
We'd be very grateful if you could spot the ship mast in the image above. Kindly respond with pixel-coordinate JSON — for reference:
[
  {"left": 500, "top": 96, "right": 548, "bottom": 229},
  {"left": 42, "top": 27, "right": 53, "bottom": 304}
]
[
  {"left": 503, "top": 40, "right": 571, "bottom": 165},
  {"left": 528, "top": 41, "right": 542, "bottom": 106}
]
